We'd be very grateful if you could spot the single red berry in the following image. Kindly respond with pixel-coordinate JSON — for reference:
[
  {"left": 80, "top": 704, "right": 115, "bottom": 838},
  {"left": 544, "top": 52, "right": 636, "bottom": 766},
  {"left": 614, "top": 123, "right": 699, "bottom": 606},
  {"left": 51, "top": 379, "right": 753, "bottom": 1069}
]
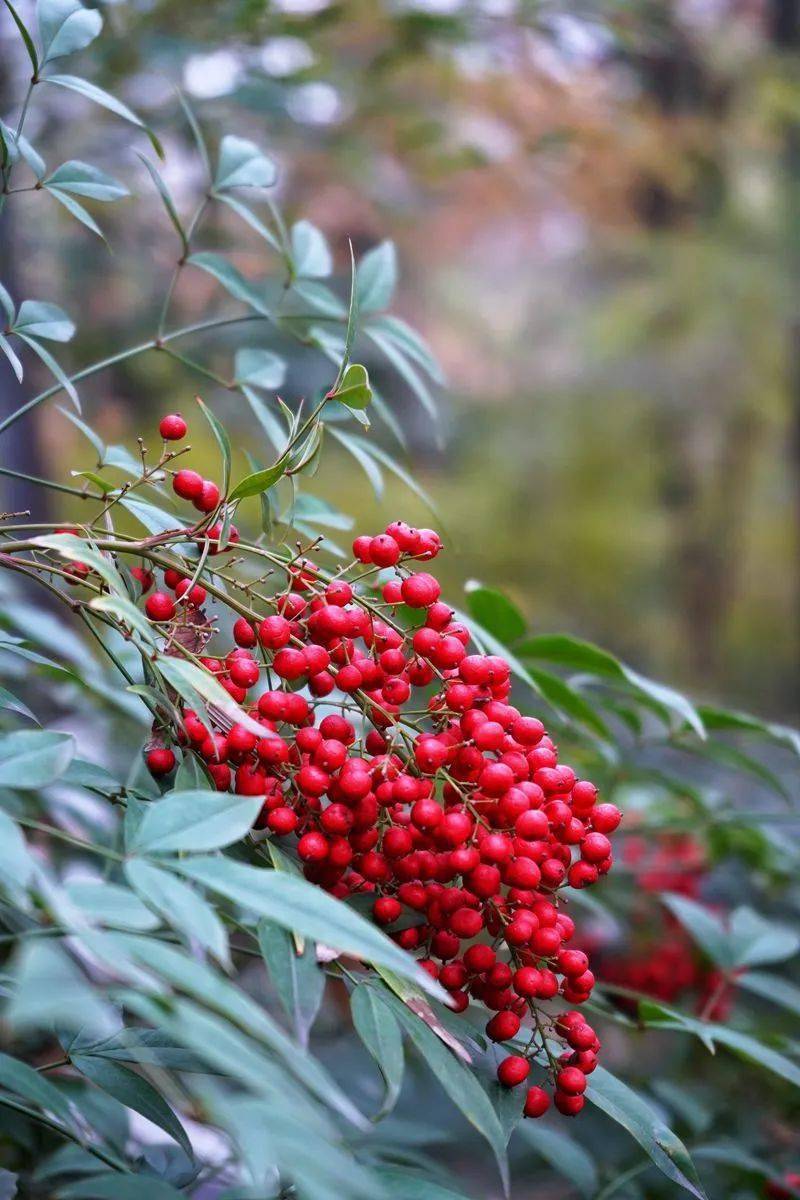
[
  {"left": 486, "top": 1010, "right": 521, "bottom": 1042},
  {"left": 145, "top": 592, "right": 176, "bottom": 622},
  {"left": 146, "top": 747, "right": 175, "bottom": 776},
  {"left": 524, "top": 1086, "right": 551, "bottom": 1118},
  {"left": 159, "top": 413, "right": 187, "bottom": 440},
  {"left": 194, "top": 479, "right": 221, "bottom": 513},
  {"left": 173, "top": 469, "right": 204, "bottom": 501},
  {"left": 497, "top": 1055, "right": 530, "bottom": 1088}
]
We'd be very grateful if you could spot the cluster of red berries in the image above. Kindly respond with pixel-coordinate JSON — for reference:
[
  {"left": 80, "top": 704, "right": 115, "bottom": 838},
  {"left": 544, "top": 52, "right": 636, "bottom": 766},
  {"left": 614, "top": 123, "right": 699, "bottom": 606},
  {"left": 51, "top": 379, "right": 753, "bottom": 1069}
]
[{"left": 138, "top": 414, "right": 622, "bottom": 1118}]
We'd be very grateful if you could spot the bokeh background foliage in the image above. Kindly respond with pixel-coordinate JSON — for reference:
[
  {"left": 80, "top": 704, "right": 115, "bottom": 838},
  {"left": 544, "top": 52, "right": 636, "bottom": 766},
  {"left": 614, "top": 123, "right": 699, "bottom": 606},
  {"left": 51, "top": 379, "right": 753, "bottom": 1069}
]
[{"left": 0, "top": 2, "right": 799, "bottom": 1199}]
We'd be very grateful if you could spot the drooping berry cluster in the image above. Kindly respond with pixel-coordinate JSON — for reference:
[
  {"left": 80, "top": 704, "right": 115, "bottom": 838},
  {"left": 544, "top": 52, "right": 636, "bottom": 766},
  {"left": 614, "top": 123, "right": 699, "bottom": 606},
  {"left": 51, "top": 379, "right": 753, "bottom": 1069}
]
[{"left": 139, "top": 414, "right": 622, "bottom": 1118}]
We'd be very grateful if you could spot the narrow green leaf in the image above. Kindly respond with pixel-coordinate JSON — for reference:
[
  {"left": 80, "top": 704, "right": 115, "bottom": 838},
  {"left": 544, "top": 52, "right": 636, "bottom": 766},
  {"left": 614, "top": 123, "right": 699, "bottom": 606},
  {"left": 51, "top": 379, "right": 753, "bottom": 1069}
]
[
  {"left": 188, "top": 251, "right": 269, "bottom": 316},
  {"left": 229, "top": 455, "right": 288, "bottom": 501},
  {"left": 0, "top": 729, "right": 74, "bottom": 788},
  {"left": 15, "top": 333, "right": 79, "bottom": 408},
  {"left": 464, "top": 582, "right": 526, "bottom": 644},
  {"left": 12, "top": 300, "right": 73, "bottom": 341},
  {"left": 351, "top": 983, "right": 404, "bottom": 1118},
  {"left": 173, "top": 855, "right": 449, "bottom": 1001},
  {"left": 125, "top": 858, "right": 229, "bottom": 965},
  {"left": 586, "top": 1066, "right": 706, "bottom": 1198},
  {"left": 2, "top": 0, "right": 38, "bottom": 70},
  {"left": 135, "top": 153, "right": 187, "bottom": 254},
  {"left": 0, "top": 1051, "right": 71, "bottom": 1123},
  {"left": 195, "top": 394, "right": 232, "bottom": 495},
  {"left": 330, "top": 362, "right": 372, "bottom": 410},
  {"left": 356, "top": 240, "right": 397, "bottom": 312},
  {"left": 258, "top": 920, "right": 325, "bottom": 1048},
  {"left": 291, "top": 220, "right": 332, "bottom": 278},
  {"left": 130, "top": 790, "right": 262, "bottom": 855},
  {"left": 43, "top": 75, "right": 163, "bottom": 157}
]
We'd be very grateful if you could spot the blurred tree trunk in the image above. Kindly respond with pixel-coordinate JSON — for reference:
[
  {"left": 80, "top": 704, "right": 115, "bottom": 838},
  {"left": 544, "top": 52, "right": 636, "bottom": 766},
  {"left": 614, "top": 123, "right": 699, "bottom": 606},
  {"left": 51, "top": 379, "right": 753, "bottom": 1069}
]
[
  {"left": 768, "top": 0, "right": 800, "bottom": 713},
  {"left": 0, "top": 41, "right": 50, "bottom": 524}
]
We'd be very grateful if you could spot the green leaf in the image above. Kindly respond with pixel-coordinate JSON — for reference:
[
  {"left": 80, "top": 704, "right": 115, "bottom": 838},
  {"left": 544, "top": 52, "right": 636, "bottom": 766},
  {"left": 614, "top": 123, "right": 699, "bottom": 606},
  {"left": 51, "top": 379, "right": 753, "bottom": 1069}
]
[
  {"left": 229, "top": 456, "right": 288, "bottom": 502},
  {"left": 11, "top": 300, "right": 73, "bottom": 342},
  {"left": 0, "top": 1051, "right": 72, "bottom": 1123},
  {"left": 58, "top": 1177, "right": 183, "bottom": 1200},
  {"left": 330, "top": 362, "right": 372, "bottom": 410},
  {"left": 37, "top": 0, "right": 102, "bottom": 64},
  {"left": 135, "top": 153, "right": 187, "bottom": 254},
  {"left": 234, "top": 347, "right": 285, "bottom": 390},
  {"left": 328, "top": 426, "right": 384, "bottom": 496},
  {"left": 130, "top": 790, "right": 262, "bottom": 854},
  {"left": 378, "top": 1169, "right": 471, "bottom": 1200},
  {"left": 738, "top": 970, "right": 800, "bottom": 1017},
  {"left": 366, "top": 313, "right": 445, "bottom": 383},
  {"left": 0, "top": 335, "right": 23, "bottom": 383},
  {"left": 586, "top": 1066, "right": 706, "bottom": 1198},
  {"left": 64, "top": 881, "right": 159, "bottom": 931},
  {"left": 154, "top": 656, "right": 264, "bottom": 739},
  {"left": 367, "top": 325, "right": 439, "bottom": 424},
  {"left": 464, "top": 582, "right": 525, "bottom": 644},
  {"left": 34, "top": 532, "right": 127, "bottom": 594},
  {"left": 357, "top": 240, "right": 397, "bottom": 312},
  {"left": 517, "top": 633, "right": 706, "bottom": 738},
  {"left": 216, "top": 193, "right": 282, "bottom": 253},
  {"left": 71, "top": 1053, "right": 191, "bottom": 1157},
  {"left": 0, "top": 810, "right": 34, "bottom": 892},
  {"left": 42, "top": 76, "right": 163, "bottom": 158},
  {"left": 117, "top": 937, "right": 366, "bottom": 1128},
  {"left": 8, "top": 941, "right": 113, "bottom": 1035},
  {"left": 44, "top": 160, "right": 128, "bottom": 200},
  {"left": 291, "top": 220, "right": 332, "bottom": 278},
  {"left": 125, "top": 859, "right": 229, "bottom": 965},
  {"left": 0, "top": 729, "right": 74, "bottom": 788},
  {"left": 88, "top": 595, "right": 158, "bottom": 646},
  {"left": 2, "top": 0, "right": 38, "bottom": 71},
  {"left": 15, "top": 333, "right": 79, "bottom": 408},
  {"left": 350, "top": 983, "right": 404, "bottom": 1118},
  {"left": 0, "top": 683, "right": 37, "bottom": 723},
  {"left": 214, "top": 135, "right": 277, "bottom": 191},
  {"left": 0, "top": 282, "right": 15, "bottom": 323},
  {"left": 177, "top": 89, "right": 211, "bottom": 181},
  {"left": 659, "top": 896, "right": 798, "bottom": 971},
  {"left": 258, "top": 920, "right": 325, "bottom": 1048},
  {"left": 188, "top": 251, "right": 269, "bottom": 316},
  {"left": 527, "top": 665, "right": 611, "bottom": 740},
  {"left": 195, "top": 394, "right": 232, "bottom": 495},
  {"left": 0, "top": 122, "right": 45, "bottom": 178},
  {"left": 660, "top": 893, "right": 733, "bottom": 969},
  {"left": 727, "top": 906, "right": 799, "bottom": 968},
  {"left": 47, "top": 188, "right": 106, "bottom": 240},
  {"left": 172, "top": 856, "right": 449, "bottom": 1001},
  {"left": 380, "top": 987, "right": 509, "bottom": 1194},
  {"left": 517, "top": 1122, "right": 598, "bottom": 1199}
]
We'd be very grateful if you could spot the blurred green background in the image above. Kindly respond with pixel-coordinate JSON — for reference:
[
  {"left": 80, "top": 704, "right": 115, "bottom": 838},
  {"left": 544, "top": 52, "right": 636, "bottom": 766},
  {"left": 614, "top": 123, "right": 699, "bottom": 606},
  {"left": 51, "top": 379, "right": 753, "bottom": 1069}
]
[{"left": 3, "top": 0, "right": 800, "bottom": 720}]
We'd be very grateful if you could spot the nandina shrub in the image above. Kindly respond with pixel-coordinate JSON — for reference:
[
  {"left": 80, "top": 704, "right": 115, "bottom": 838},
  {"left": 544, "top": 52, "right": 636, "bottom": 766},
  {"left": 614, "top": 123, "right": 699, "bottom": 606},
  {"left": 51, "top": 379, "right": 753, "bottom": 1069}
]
[{"left": 0, "top": 3, "right": 799, "bottom": 1199}]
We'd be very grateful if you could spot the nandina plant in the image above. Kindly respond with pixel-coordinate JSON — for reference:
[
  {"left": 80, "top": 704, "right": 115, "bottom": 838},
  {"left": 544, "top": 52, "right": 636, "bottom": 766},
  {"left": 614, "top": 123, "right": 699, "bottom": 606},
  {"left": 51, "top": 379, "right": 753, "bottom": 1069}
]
[{"left": 1, "top": 4, "right": 800, "bottom": 1199}]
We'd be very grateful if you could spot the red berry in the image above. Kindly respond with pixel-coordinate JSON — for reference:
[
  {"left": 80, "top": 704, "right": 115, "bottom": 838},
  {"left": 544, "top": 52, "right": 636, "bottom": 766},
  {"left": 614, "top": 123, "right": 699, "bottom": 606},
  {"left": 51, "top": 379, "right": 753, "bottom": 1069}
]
[
  {"left": 159, "top": 413, "right": 187, "bottom": 440},
  {"left": 146, "top": 747, "right": 175, "bottom": 776},
  {"left": 497, "top": 1055, "right": 530, "bottom": 1088},
  {"left": 524, "top": 1086, "right": 550, "bottom": 1118},
  {"left": 173, "top": 469, "right": 204, "bottom": 501},
  {"left": 146, "top": 592, "right": 176, "bottom": 622}
]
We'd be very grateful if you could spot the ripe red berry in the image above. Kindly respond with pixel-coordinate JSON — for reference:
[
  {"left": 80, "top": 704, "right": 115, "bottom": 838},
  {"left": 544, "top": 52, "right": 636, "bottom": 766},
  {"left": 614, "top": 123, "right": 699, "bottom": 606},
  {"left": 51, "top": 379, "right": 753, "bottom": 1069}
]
[
  {"left": 497, "top": 1055, "right": 530, "bottom": 1088},
  {"left": 486, "top": 1011, "right": 521, "bottom": 1042},
  {"left": 145, "top": 592, "right": 176, "bottom": 622},
  {"left": 146, "top": 747, "right": 175, "bottom": 776},
  {"left": 524, "top": 1086, "right": 551, "bottom": 1118},
  {"left": 159, "top": 413, "right": 187, "bottom": 440},
  {"left": 401, "top": 572, "right": 441, "bottom": 608},
  {"left": 173, "top": 469, "right": 204, "bottom": 501}
]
